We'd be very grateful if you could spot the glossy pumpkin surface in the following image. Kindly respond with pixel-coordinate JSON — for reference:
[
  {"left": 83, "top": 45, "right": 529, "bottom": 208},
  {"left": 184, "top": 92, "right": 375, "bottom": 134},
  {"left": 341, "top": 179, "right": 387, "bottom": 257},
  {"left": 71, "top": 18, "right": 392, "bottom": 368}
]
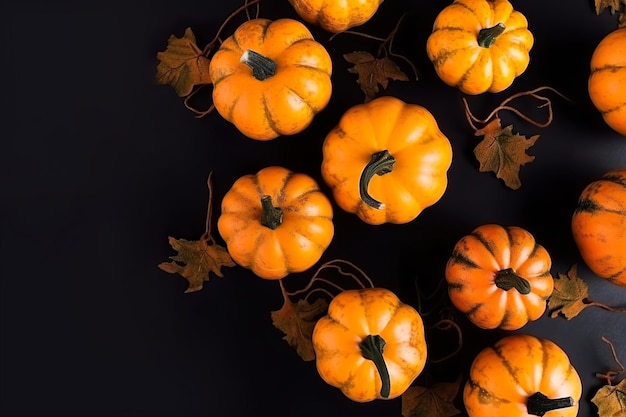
[
  {"left": 571, "top": 168, "right": 626, "bottom": 288},
  {"left": 288, "top": 0, "right": 384, "bottom": 33},
  {"left": 209, "top": 18, "right": 332, "bottom": 140},
  {"left": 445, "top": 224, "right": 554, "bottom": 330},
  {"left": 321, "top": 96, "right": 453, "bottom": 225},
  {"left": 217, "top": 166, "right": 334, "bottom": 279},
  {"left": 312, "top": 287, "right": 427, "bottom": 402},
  {"left": 426, "top": 0, "right": 534, "bottom": 95},
  {"left": 465, "top": 334, "right": 582, "bottom": 417},
  {"left": 588, "top": 27, "right": 626, "bottom": 136}
]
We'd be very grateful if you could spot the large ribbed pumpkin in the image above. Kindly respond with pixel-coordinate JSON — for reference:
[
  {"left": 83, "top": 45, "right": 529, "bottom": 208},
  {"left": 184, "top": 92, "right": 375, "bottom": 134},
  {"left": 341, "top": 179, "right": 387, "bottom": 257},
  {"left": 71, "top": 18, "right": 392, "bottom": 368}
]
[
  {"left": 572, "top": 168, "right": 626, "bottom": 288},
  {"left": 464, "top": 334, "right": 582, "bottom": 417},
  {"left": 588, "top": 27, "right": 626, "bottom": 136}
]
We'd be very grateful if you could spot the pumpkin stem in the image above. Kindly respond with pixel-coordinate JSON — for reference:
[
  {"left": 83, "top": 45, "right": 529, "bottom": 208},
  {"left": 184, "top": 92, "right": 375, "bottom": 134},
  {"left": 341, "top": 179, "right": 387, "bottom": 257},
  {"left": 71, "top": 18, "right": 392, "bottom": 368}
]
[
  {"left": 359, "top": 150, "right": 395, "bottom": 210},
  {"left": 359, "top": 334, "right": 391, "bottom": 398},
  {"left": 260, "top": 195, "right": 283, "bottom": 230},
  {"left": 494, "top": 268, "right": 531, "bottom": 294},
  {"left": 527, "top": 392, "right": 574, "bottom": 416},
  {"left": 240, "top": 49, "right": 277, "bottom": 80},
  {"left": 477, "top": 23, "right": 506, "bottom": 48}
]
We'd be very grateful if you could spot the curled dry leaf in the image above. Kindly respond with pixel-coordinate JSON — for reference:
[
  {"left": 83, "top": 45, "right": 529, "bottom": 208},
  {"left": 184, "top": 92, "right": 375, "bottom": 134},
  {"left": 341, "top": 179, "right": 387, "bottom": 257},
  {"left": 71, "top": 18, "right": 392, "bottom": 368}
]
[
  {"left": 401, "top": 376, "right": 462, "bottom": 417},
  {"left": 548, "top": 264, "right": 626, "bottom": 319},
  {"left": 473, "top": 117, "right": 539, "bottom": 190},
  {"left": 595, "top": 0, "right": 626, "bottom": 27},
  {"left": 592, "top": 337, "right": 626, "bottom": 417},
  {"left": 271, "top": 281, "right": 328, "bottom": 361},
  {"left": 155, "top": 27, "right": 212, "bottom": 97},
  {"left": 345, "top": 52, "right": 408, "bottom": 102}
]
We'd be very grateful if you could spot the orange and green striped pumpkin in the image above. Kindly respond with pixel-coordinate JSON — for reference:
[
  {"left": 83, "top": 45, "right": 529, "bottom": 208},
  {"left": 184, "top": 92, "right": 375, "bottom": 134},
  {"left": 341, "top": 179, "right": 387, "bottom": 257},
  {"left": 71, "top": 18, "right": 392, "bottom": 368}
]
[
  {"left": 444, "top": 224, "right": 554, "bottom": 330},
  {"left": 572, "top": 168, "right": 626, "bottom": 288},
  {"left": 464, "top": 334, "right": 582, "bottom": 417}
]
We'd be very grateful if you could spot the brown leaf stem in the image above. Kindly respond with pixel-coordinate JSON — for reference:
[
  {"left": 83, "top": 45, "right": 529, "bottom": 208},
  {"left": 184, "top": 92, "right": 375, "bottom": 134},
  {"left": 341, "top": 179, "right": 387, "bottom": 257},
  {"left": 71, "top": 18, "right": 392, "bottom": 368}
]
[
  {"left": 463, "top": 86, "right": 571, "bottom": 131},
  {"left": 183, "top": 85, "right": 215, "bottom": 118},
  {"left": 202, "top": 0, "right": 262, "bottom": 56},
  {"left": 584, "top": 299, "right": 626, "bottom": 313},
  {"left": 201, "top": 171, "right": 215, "bottom": 243},
  {"left": 595, "top": 337, "right": 625, "bottom": 386},
  {"left": 428, "top": 319, "right": 463, "bottom": 364},
  {"left": 329, "top": 13, "right": 418, "bottom": 80}
]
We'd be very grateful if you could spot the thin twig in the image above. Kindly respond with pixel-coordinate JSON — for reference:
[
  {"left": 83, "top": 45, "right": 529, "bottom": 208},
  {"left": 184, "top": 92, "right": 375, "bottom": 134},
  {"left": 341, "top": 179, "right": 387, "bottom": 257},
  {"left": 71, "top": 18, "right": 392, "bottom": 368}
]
[
  {"left": 202, "top": 0, "right": 262, "bottom": 56},
  {"left": 183, "top": 85, "right": 215, "bottom": 118},
  {"left": 595, "top": 337, "right": 625, "bottom": 386},
  {"left": 201, "top": 172, "right": 215, "bottom": 243}
]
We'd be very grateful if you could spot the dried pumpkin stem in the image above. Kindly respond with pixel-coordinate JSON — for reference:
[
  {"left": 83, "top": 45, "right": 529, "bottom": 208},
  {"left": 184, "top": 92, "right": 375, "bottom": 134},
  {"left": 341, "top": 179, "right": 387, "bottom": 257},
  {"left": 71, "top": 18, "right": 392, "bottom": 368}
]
[
  {"left": 360, "top": 334, "right": 391, "bottom": 398},
  {"left": 360, "top": 150, "right": 395, "bottom": 210},
  {"left": 526, "top": 392, "right": 574, "bottom": 416},
  {"left": 260, "top": 195, "right": 283, "bottom": 229},
  {"left": 241, "top": 50, "right": 277, "bottom": 80},
  {"left": 478, "top": 23, "right": 506, "bottom": 48},
  {"left": 494, "top": 268, "right": 531, "bottom": 294}
]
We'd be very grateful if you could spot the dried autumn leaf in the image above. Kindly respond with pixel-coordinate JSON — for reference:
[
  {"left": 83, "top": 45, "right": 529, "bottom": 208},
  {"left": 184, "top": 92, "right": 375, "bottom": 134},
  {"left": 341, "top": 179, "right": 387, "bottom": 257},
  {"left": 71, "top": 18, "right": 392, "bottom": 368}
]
[
  {"left": 548, "top": 264, "right": 590, "bottom": 319},
  {"left": 595, "top": 0, "right": 626, "bottom": 26},
  {"left": 271, "top": 297, "right": 328, "bottom": 361},
  {"left": 159, "top": 236, "right": 236, "bottom": 293},
  {"left": 344, "top": 51, "right": 408, "bottom": 102},
  {"left": 155, "top": 27, "right": 212, "bottom": 97},
  {"left": 473, "top": 117, "right": 539, "bottom": 190},
  {"left": 592, "top": 379, "right": 626, "bottom": 417},
  {"left": 401, "top": 377, "right": 462, "bottom": 417}
]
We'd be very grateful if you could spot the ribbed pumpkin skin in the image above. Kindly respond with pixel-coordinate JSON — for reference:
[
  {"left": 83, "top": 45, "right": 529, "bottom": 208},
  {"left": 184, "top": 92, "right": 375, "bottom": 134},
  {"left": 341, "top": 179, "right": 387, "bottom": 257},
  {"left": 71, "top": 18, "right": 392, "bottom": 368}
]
[
  {"left": 288, "top": 0, "right": 384, "bottom": 33},
  {"left": 426, "top": 0, "right": 534, "bottom": 95},
  {"left": 209, "top": 18, "right": 332, "bottom": 140},
  {"left": 464, "top": 334, "right": 582, "bottom": 417},
  {"left": 445, "top": 224, "right": 554, "bottom": 330},
  {"left": 217, "top": 166, "right": 334, "bottom": 279},
  {"left": 572, "top": 169, "right": 626, "bottom": 288},
  {"left": 588, "top": 27, "right": 626, "bottom": 136}
]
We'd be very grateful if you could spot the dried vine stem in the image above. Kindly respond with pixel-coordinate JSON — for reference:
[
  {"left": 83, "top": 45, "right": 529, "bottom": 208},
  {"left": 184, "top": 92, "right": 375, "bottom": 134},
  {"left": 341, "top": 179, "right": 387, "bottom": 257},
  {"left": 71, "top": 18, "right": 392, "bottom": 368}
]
[
  {"left": 427, "top": 319, "right": 463, "bottom": 364},
  {"left": 284, "top": 259, "right": 375, "bottom": 301},
  {"left": 184, "top": 0, "right": 262, "bottom": 118},
  {"left": 595, "top": 337, "right": 625, "bottom": 386},
  {"left": 462, "top": 86, "right": 571, "bottom": 131},
  {"left": 200, "top": 171, "right": 216, "bottom": 243},
  {"left": 329, "top": 13, "right": 419, "bottom": 80}
]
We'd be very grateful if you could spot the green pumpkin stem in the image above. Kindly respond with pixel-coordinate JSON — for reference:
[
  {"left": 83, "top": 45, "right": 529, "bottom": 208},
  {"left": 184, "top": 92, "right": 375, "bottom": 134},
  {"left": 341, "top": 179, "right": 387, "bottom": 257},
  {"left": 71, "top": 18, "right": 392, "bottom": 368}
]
[
  {"left": 260, "top": 195, "right": 283, "bottom": 230},
  {"left": 494, "top": 268, "right": 531, "bottom": 294},
  {"left": 241, "top": 49, "right": 277, "bottom": 80},
  {"left": 477, "top": 23, "right": 506, "bottom": 48},
  {"left": 359, "top": 334, "right": 391, "bottom": 398},
  {"left": 527, "top": 392, "right": 574, "bottom": 416},
  {"left": 359, "top": 150, "right": 395, "bottom": 210}
]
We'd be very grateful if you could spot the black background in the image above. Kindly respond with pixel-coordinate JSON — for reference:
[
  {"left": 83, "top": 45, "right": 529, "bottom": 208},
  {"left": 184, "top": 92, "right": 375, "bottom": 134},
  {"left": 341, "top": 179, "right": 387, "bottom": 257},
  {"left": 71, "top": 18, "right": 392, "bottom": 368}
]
[{"left": 2, "top": 0, "right": 626, "bottom": 416}]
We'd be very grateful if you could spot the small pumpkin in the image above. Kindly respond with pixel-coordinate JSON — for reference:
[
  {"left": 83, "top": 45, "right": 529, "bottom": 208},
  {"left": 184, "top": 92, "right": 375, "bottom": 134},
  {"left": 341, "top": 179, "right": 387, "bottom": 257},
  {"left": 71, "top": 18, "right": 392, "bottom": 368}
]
[
  {"left": 312, "top": 287, "right": 427, "bottom": 402},
  {"left": 464, "top": 334, "right": 582, "bottom": 417},
  {"left": 209, "top": 18, "right": 332, "bottom": 140},
  {"left": 217, "top": 166, "right": 334, "bottom": 279},
  {"left": 588, "top": 27, "right": 626, "bottom": 136},
  {"left": 571, "top": 168, "right": 626, "bottom": 288},
  {"left": 426, "top": 0, "right": 534, "bottom": 95},
  {"left": 445, "top": 224, "right": 554, "bottom": 330},
  {"left": 288, "top": 0, "right": 384, "bottom": 33},
  {"left": 321, "top": 96, "right": 453, "bottom": 225}
]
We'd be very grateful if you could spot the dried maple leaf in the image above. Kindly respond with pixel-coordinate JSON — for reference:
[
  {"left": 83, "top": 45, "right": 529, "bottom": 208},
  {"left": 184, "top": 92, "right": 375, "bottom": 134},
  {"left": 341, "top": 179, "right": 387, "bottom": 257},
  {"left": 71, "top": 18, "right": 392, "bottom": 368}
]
[
  {"left": 271, "top": 297, "right": 328, "bottom": 361},
  {"left": 473, "top": 117, "right": 539, "bottom": 190},
  {"left": 401, "top": 377, "right": 462, "bottom": 417},
  {"left": 592, "top": 379, "right": 626, "bottom": 417},
  {"left": 158, "top": 236, "right": 235, "bottom": 293},
  {"left": 548, "top": 264, "right": 591, "bottom": 319},
  {"left": 344, "top": 51, "right": 408, "bottom": 102},
  {"left": 155, "top": 27, "right": 212, "bottom": 97},
  {"left": 595, "top": 0, "right": 626, "bottom": 26}
]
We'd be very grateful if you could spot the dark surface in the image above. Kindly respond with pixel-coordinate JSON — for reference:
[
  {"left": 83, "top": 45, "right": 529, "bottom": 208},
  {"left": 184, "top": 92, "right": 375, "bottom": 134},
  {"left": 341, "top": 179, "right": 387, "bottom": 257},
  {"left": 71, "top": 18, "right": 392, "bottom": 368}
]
[{"left": 2, "top": 0, "right": 626, "bottom": 416}]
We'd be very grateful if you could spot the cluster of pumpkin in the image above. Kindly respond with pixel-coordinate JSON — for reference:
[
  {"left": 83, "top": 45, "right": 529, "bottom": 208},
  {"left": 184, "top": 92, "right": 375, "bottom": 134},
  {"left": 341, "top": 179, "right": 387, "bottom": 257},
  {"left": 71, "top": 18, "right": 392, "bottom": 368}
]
[{"left": 205, "top": 0, "right": 625, "bottom": 414}]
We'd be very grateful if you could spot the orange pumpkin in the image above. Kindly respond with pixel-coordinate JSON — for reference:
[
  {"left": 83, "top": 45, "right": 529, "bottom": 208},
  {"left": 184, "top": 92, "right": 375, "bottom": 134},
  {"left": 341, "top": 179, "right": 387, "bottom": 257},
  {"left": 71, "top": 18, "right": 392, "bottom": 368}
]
[
  {"left": 288, "top": 0, "right": 384, "bottom": 33},
  {"left": 321, "top": 96, "right": 453, "bottom": 225},
  {"left": 571, "top": 168, "right": 626, "bottom": 288},
  {"left": 588, "top": 27, "right": 626, "bottom": 136},
  {"left": 445, "top": 224, "right": 554, "bottom": 330},
  {"left": 426, "top": 0, "right": 534, "bottom": 95},
  {"left": 209, "top": 18, "right": 332, "bottom": 140},
  {"left": 217, "top": 166, "right": 334, "bottom": 279},
  {"left": 464, "top": 334, "right": 582, "bottom": 417},
  {"left": 312, "top": 287, "right": 427, "bottom": 402}
]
